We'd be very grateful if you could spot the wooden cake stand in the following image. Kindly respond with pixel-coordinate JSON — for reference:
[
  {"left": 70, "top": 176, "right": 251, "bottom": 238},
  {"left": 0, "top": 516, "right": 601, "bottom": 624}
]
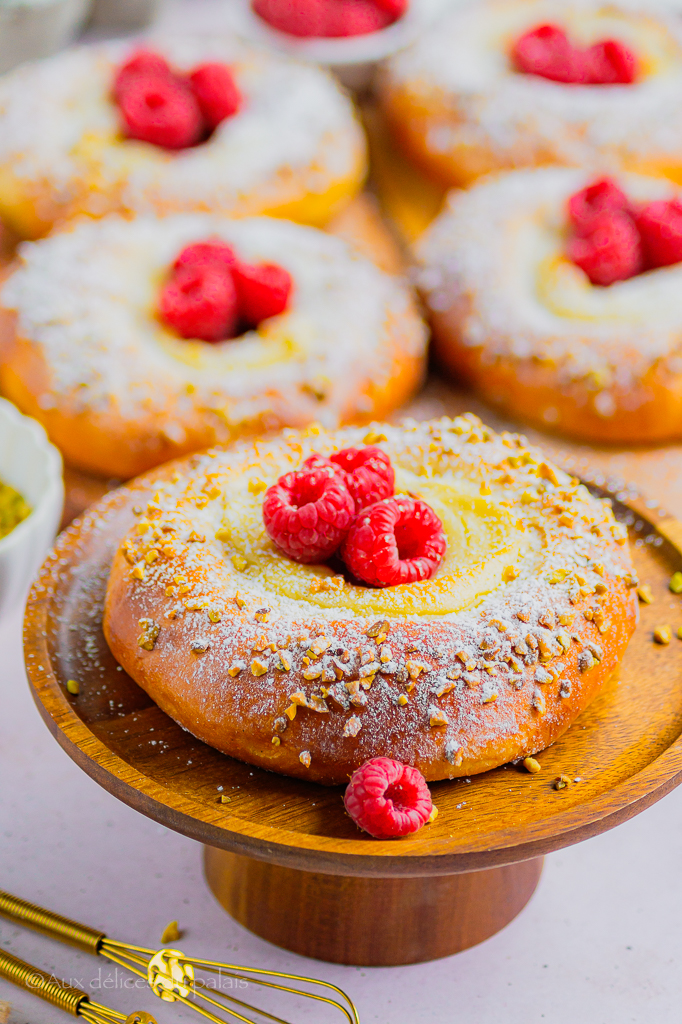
[{"left": 23, "top": 467, "right": 682, "bottom": 968}]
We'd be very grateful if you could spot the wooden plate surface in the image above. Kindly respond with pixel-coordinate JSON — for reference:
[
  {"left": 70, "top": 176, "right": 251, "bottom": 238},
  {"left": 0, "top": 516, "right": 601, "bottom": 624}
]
[{"left": 24, "top": 470, "right": 682, "bottom": 878}]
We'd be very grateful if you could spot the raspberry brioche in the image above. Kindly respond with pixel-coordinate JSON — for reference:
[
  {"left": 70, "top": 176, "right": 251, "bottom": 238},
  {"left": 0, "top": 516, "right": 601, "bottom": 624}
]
[
  {"left": 417, "top": 167, "right": 682, "bottom": 443},
  {"left": 0, "top": 213, "right": 425, "bottom": 478},
  {"left": 380, "top": 0, "right": 682, "bottom": 187},
  {"left": 0, "top": 35, "right": 365, "bottom": 240},
  {"left": 103, "top": 416, "right": 638, "bottom": 785}
]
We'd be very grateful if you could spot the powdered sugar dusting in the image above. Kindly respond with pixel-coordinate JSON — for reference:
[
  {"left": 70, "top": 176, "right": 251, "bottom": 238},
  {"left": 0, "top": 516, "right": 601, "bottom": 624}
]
[
  {"left": 2, "top": 213, "right": 425, "bottom": 438},
  {"left": 0, "top": 34, "right": 364, "bottom": 218},
  {"left": 416, "top": 166, "right": 682, "bottom": 389},
  {"left": 385, "top": 0, "right": 682, "bottom": 171}
]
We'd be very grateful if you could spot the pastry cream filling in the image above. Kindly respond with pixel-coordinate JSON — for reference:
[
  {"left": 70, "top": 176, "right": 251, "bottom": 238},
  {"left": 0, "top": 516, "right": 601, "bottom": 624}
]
[
  {"left": 212, "top": 467, "right": 542, "bottom": 618},
  {"left": 513, "top": 215, "right": 682, "bottom": 328}
]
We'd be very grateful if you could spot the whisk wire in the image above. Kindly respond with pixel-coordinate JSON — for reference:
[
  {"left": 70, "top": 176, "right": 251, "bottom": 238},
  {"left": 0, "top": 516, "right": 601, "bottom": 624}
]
[{"left": 0, "top": 890, "right": 361, "bottom": 1024}]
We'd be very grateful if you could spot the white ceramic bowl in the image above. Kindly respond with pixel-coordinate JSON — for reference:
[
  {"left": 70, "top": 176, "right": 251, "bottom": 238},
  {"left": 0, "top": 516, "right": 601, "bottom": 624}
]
[
  {"left": 0, "top": 0, "right": 91, "bottom": 76},
  {"left": 88, "top": 0, "right": 160, "bottom": 30},
  {"left": 0, "top": 398, "right": 63, "bottom": 618},
  {"left": 229, "top": 0, "right": 464, "bottom": 90}
]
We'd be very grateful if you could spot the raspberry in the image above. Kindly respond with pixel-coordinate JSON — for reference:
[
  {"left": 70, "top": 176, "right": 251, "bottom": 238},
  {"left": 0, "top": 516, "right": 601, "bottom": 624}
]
[
  {"left": 567, "top": 210, "right": 643, "bottom": 286},
  {"left": 252, "top": 0, "right": 399, "bottom": 38},
  {"left": 330, "top": 446, "right": 395, "bottom": 510},
  {"left": 511, "top": 24, "right": 588, "bottom": 84},
  {"left": 159, "top": 264, "right": 238, "bottom": 341},
  {"left": 585, "top": 39, "right": 638, "bottom": 85},
  {"left": 344, "top": 758, "right": 433, "bottom": 839},
  {"left": 373, "top": 0, "right": 408, "bottom": 16},
  {"left": 189, "top": 63, "right": 242, "bottom": 129},
  {"left": 568, "top": 178, "right": 629, "bottom": 237},
  {"left": 324, "top": 0, "right": 395, "bottom": 37},
  {"left": 252, "top": 0, "right": 330, "bottom": 37},
  {"left": 113, "top": 49, "right": 172, "bottom": 101},
  {"left": 634, "top": 200, "right": 682, "bottom": 269},
  {"left": 263, "top": 466, "right": 355, "bottom": 562},
  {"left": 232, "top": 261, "right": 293, "bottom": 327},
  {"left": 118, "top": 74, "right": 204, "bottom": 150},
  {"left": 173, "top": 240, "right": 237, "bottom": 272},
  {"left": 341, "top": 497, "right": 446, "bottom": 588}
]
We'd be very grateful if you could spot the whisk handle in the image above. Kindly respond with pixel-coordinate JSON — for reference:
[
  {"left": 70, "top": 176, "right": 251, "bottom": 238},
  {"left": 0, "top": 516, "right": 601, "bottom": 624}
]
[
  {"left": 0, "top": 890, "right": 104, "bottom": 955},
  {"left": 0, "top": 948, "right": 86, "bottom": 1015}
]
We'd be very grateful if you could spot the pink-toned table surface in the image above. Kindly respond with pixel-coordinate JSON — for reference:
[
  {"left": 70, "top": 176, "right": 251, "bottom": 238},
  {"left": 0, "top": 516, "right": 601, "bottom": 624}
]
[{"left": 2, "top": 592, "right": 682, "bottom": 1024}]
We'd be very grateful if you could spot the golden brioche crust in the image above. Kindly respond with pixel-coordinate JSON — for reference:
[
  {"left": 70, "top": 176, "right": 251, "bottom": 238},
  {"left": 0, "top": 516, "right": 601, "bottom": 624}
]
[
  {"left": 379, "top": 0, "right": 682, "bottom": 188},
  {"left": 103, "top": 417, "right": 638, "bottom": 785},
  {"left": 0, "top": 211, "right": 426, "bottom": 479},
  {"left": 417, "top": 167, "right": 682, "bottom": 444}
]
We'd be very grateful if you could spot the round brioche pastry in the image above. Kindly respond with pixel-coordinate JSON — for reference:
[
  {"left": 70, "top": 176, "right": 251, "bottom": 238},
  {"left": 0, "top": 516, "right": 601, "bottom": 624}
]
[
  {"left": 0, "top": 34, "right": 366, "bottom": 240},
  {"left": 0, "top": 212, "right": 426, "bottom": 479},
  {"left": 103, "top": 415, "right": 638, "bottom": 785},
  {"left": 417, "top": 167, "right": 682, "bottom": 443},
  {"left": 379, "top": 0, "right": 682, "bottom": 187}
]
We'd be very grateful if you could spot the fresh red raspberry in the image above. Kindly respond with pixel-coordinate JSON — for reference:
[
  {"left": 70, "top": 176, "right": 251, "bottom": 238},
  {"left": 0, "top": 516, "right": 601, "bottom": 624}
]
[
  {"left": 585, "top": 39, "right": 638, "bottom": 85},
  {"left": 324, "top": 0, "right": 396, "bottom": 36},
  {"left": 568, "top": 178, "right": 629, "bottom": 237},
  {"left": 511, "top": 24, "right": 588, "bottom": 84},
  {"left": 118, "top": 74, "right": 204, "bottom": 150},
  {"left": 633, "top": 200, "right": 682, "bottom": 269},
  {"left": 373, "top": 0, "right": 408, "bottom": 16},
  {"left": 232, "top": 261, "right": 293, "bottom": 327},
  {"left": 263, "top": 466, "right": 355, "bottom": 563},
  {"left": 189, "top": 63, "right": 243, "bottom": 129},
  {"left": 330, "top": 446, "right": 395, "bottom": 510},
  {"left": 567, "top": 210, "right": 643, "bottom": 286},
  {"left": 173, "top": 240, "right": 237, "bottom": 272},
  {"left": 252, "top": 0, "right": 399, "bottom": 38},
  {"left": 341, "top": 497, "right": 446, "bottom": 588},
  {"left": 113, "top": 49, "right": 172, "bottom": 101},
  {"left": 344, "top": 758, "right": 433, "bottom": 839},
  {"left": 158, "top": 264, "right": 238, "bottom": 341},
  {"left": 252, "top": 0, "right": 329, "bottom": 36}
]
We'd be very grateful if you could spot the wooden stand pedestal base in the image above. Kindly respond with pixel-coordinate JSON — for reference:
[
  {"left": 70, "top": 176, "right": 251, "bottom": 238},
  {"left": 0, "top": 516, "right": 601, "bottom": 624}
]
[{"left": 204, "top": 847, "right": 544, "bottom": 966}]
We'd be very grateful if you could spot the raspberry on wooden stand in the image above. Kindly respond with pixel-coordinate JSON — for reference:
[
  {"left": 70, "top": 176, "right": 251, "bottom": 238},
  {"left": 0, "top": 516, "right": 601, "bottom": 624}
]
[{"left": 344, "top": 758, "right": 433, "bottom": 839}]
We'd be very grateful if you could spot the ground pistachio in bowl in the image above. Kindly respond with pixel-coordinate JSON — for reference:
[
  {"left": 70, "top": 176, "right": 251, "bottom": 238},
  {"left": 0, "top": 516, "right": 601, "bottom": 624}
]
[{"left": 0, "top": 478, "right": 30, "bottom": 540}]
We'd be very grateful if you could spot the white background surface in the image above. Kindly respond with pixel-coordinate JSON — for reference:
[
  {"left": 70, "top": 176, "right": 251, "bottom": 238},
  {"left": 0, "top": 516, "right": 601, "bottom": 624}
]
[{"left": 1, "top": 597, "right": 682, "bottom": 1024}]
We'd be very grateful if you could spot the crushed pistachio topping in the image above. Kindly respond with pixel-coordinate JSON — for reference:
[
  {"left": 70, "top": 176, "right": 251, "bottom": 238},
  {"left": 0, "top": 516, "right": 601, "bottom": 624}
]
[
  {"left": 654, "top": 625, "right": 672, "bottom": 645},
  {"left": 137, "top": 618, "right": 160, "bottom": 651}
]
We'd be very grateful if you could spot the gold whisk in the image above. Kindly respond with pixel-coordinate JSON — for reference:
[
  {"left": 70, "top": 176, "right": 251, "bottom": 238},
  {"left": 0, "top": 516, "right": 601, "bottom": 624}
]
[
  {"left": 0, "top": 947, "right": 156, "bottom": 1024},
  {"left": 0, "top": 890, "right": 360, "bottom": 1024}
]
